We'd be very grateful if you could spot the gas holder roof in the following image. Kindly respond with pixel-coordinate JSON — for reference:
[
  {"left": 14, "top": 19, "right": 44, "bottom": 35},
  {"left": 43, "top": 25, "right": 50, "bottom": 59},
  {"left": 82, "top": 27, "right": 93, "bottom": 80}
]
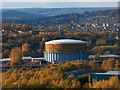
[{"left": 45, "top": 39, "right": 86, "bottom": 44}]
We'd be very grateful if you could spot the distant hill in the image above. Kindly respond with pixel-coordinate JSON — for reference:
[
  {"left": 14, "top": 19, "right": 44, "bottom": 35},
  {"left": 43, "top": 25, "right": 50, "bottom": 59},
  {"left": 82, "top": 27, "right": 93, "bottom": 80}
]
[
  {"left": 2, "top": 10, "right": 40, "bottom": 19},
  {"left": 13, "top": 8, "right": 115, "bottom": 17},
  {"left": 2, "top": 8, "right": 117, "bottom": 26},
  {"left": 2, "top": 10, "right": 41, "bottom": 25},
  {"left": 36, "top": 9, "right": 117, "bottom": 26},
  {"left": 2, "top": 8, "right": 115, "bottom": 18}
]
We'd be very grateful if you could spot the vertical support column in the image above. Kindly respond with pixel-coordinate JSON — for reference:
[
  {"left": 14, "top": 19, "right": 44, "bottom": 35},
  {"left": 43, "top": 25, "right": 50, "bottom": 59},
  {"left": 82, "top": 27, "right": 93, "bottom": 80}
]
[
  {"left": 52, "top": 53, "right": 53, "bottom": 62},
  {"left": 56, "top": 53, "right": 57, "bottom": 62},
  {"left": 46, "top": 53, "right": 48, "bottom": 62},
  {"left": 57, "top": 53, "right": 59, "bottom": 62},
  {"left": 70, "top": 52, "right": 73, "bottom": 61},
  {"left": 49, "top": 53, "right": 51, "bottom": 62},
  {"left": 59, "top": 53, "right": 61, "bottom": 62},
  {"left": 81, "top": 51, "right": 82, "bottom": 60},
  {"left": 64, "top": 53, "right": 66, "bottom": 62},
  {"left": 54, "top": 53, "right": 56, "bottom": 61},
  {"left": 77, "top": 52, "right": 79, "bottom": 60},
  {"left": 50, "top": 53, "right": 52, "bottom": 62}
]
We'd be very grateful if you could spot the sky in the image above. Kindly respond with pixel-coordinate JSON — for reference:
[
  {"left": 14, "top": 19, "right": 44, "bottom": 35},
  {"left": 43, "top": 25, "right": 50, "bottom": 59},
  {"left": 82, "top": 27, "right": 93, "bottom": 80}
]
[
  {"left": 2, "top": 0, "right": 120, "bottom": 2},
  {"left": 1, "top": 0, "right": 119, "bottom": 8}
]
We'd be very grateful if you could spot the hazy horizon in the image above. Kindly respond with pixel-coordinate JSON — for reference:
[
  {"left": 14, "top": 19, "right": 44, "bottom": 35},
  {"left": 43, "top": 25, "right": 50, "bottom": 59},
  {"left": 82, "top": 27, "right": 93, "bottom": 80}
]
[
  {"left": 2, "top": 0, "right": 119, "bottom": 2},
  {"left": 1, "top": 2, "right": 118, "bottom": 9}
]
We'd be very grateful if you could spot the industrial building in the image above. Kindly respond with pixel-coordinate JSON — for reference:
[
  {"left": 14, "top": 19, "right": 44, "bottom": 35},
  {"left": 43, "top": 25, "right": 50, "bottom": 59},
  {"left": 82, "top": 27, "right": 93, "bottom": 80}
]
[
  {"left": 0, "top": 58, "right": 10, "bottom": 64},
  {"left": 89, "top": 54, "right": 120, "bottom": 60},
  {"left": 22, "top": 57, "right": 32, "bottom": 63},
  {"left": 44, "top": 39, "right": 88, "bottom": 63},
  {"left": 90, "top": 71, "right": 120, "bottom": 84}
]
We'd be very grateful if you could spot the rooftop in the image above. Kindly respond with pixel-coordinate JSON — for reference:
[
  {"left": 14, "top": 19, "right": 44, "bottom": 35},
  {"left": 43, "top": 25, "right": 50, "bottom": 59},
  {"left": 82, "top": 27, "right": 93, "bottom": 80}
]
[
  {"left": 32, "top": 58, "right": 44, "bottom": 59},
  {"left": 100, "top": 54, "right": 120, "bottom": 58},
  {"left": 22, "top": 57, "right": 32, "bottom": 59},
  {"left": 0, "top": 58, "right": 10, "bottom": 62},
  {"left": 95, "top": 71, "right": 120, "bottom": 75},
  {"left": 89, "top": 54, "right": 120, "bottom": 59},
  {"left": 45, "top": 39, "right": 86, "bottom": 44}
]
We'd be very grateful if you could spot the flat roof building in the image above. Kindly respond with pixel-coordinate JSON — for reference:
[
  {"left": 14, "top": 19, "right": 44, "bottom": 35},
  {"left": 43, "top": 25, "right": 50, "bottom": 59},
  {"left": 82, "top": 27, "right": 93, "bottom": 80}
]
[
  {"left": 89, "top": 54, "right": 120, "bottom": 60},
  {"left": 0, "top": 58, "right": 10, "bottom": 64},
  {"left": 90, "top": 71, "right": 120, "bottom": 84}
]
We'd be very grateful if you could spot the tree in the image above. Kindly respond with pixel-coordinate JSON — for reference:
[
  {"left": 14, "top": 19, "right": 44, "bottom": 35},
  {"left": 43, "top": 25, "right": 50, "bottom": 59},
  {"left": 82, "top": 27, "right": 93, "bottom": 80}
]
[
  {"left": 107, "top": 58, "right": 115, "bottom": 71},
  {"left": 22, "top": 43, "right": 30, "bottom": 56},
  {"left": 9, "top": 47, "right": 22, "bottom": 66},
  {"left": 96, "top": 38, "right": 106, "bottom": 46},
  {"left": 90, "top": 76, "right": 119, "bottom": 89},
  {"left": 89, "top": 60, "right": 96, "bottom": 70},
  {"left": 101, "top": 58, "right": 115, "bottom": 71},
  {"left": 2, "top": 50, "right": 10, "bottom": 58},
  {"left": 101, "top": 60, "right": 107, "bottom": 71},
  {"left": 37, "top": 49, "right": 43, "bottom": 57},
  {"left": 115, "top": 59, "right": 118, "bottom": 70}
]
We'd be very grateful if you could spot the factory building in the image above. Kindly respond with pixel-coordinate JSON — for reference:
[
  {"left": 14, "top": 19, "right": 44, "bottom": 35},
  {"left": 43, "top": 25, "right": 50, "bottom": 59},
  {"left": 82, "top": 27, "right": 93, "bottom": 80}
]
[
  {"left": 90, "top": 71, "right": 120, "bottom": 84},
  {"left": 0, "top": 58, "right": 10, "bottom": 64},
  {"left": 44, "top": 39, "right": 88, "bottom": 63},
  {"left": 89, "top": 54, "right": 120, "bottom": 60}
]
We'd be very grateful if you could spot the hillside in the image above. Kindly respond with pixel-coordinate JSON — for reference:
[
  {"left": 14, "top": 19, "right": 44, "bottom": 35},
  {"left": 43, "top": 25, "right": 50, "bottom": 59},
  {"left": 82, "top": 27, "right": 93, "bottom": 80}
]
[
  {"left": 16, "top": 8, "right": 113, "bottom": 16},
  {"left": 37, "top": 9, "right": 118, "bottom": 26},
  {"left": 2, "top": 8, "right": 117, "bottom": 26},
  {"left": 2, "top": 10, "right": 39, "bottom": 25}
]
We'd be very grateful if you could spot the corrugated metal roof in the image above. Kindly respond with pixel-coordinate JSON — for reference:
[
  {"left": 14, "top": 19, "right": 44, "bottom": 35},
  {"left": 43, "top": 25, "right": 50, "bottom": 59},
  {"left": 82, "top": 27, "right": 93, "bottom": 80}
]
[
  {"left": 22, "top": 57, "right": 32, "bottom": 59},
  {"left": 45, "top": 39, "right": 85, "bottom": 44},
  {"left": 100, "top": 54, "right": 120, "bottom": 58},
  {"left": 89, "top": 54, "right": 120, "bottom": 59},
  {"left": 32, "top": 58, "right": 44, "bottom": 59},
  {"left": 0, "top": 58, "right": 10, "bottom": 61},
  {"left": 89, "top": 55, "right": 96, "bottom": 58},
  {"left": 95, "top": 71, "right": 120, "bottom": 75}
]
